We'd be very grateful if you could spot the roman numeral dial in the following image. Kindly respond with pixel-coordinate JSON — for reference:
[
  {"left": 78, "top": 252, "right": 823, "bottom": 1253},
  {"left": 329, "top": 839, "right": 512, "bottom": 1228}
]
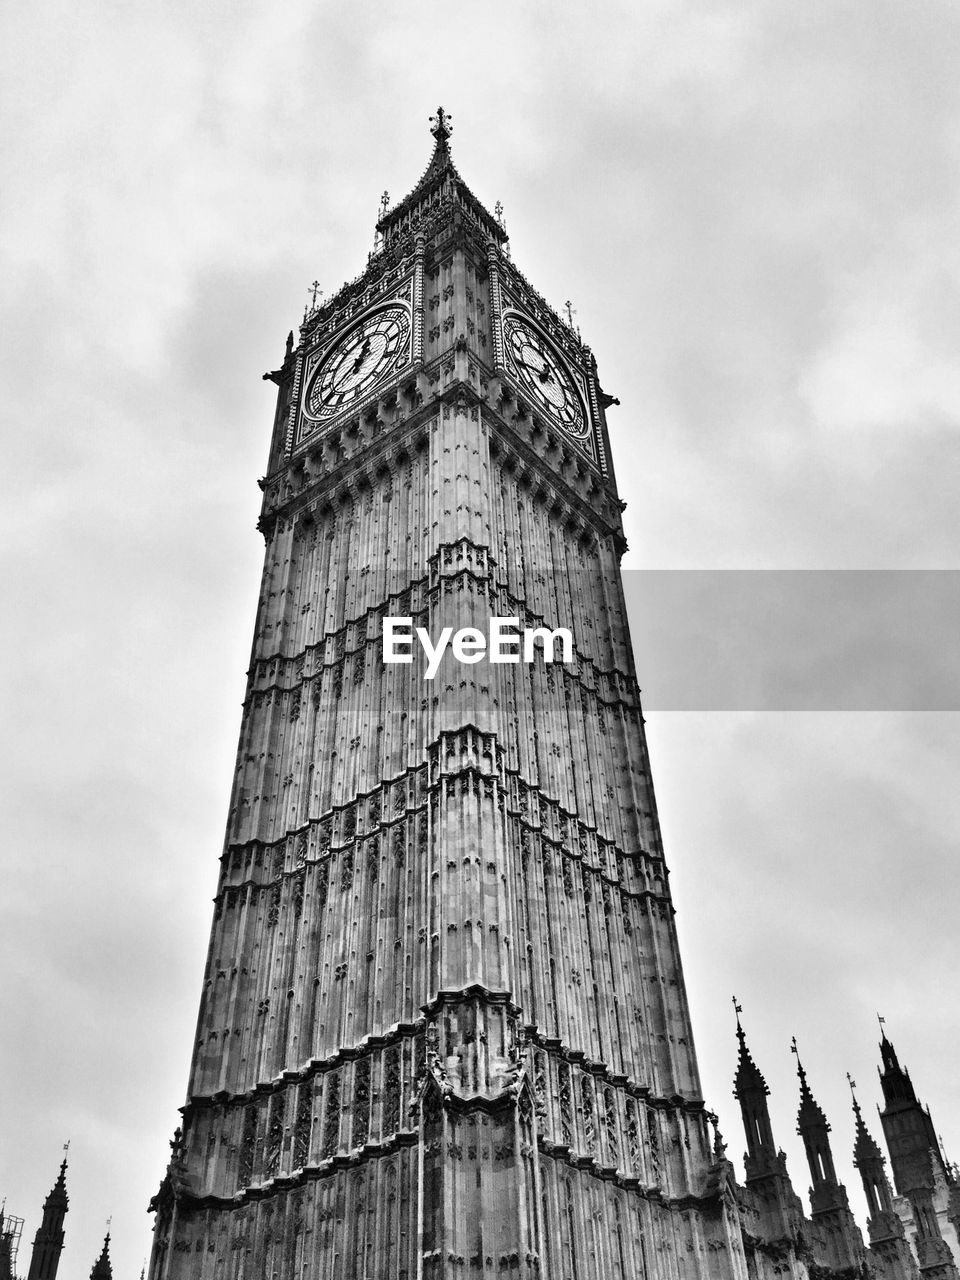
[
  {"left": 304, "top": 305, "right": 411, "bottom": 423},
  {"left": 502, "top": 313, "right": 586, "bottom": 437}
]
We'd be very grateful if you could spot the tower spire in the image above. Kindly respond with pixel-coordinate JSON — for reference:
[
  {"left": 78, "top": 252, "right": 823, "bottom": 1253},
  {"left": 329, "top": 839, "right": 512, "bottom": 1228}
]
[
  {"left": 849, "top": 1073, "right": 896, "bottom": 1222},
  {"left": 877, "top": 1023, "right": 919, "bottom": 1106},
  {"left": 792, "top": 1037, "right": 840, "bottom": 1194},
  {"left": 26, "top": 1157, "right": 69, "bottom": 1280},
  {"left": 788, "top": 1045, "right": 865, "bottom": 1269},
  {"left": 374, "top": 107, "right": 506, "bottom": 253},
  {"left": 89, "top": 1232, "right": 112, "bottom": 1280},
  {"left": 732, "top": 1004, "right": 778, "bottom": 1176}
]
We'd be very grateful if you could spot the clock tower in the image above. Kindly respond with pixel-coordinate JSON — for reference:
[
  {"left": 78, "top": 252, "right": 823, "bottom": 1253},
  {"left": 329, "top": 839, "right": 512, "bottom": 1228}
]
[{"left": 148, "top": 109, "right": 744, "bottom": 1280}]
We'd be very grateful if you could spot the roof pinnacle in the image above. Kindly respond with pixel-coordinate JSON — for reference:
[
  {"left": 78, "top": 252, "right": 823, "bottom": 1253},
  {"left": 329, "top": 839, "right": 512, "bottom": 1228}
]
[
  {"left": 793, "top": 1038, "right": 832, "bottom": 1137},
  {"left": 429, "top": 106, "right": 452, "bottom": 145},
  {"left": 732, "top": 1002, "right": 770, "bottom": 1099},
  {"left": 849, "top": 1071, "right": 885, "bottom": 1169}
]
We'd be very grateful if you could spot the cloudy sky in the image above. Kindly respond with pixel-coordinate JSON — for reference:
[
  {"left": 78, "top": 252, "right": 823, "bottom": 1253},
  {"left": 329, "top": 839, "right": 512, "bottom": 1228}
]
[{"left": 2, "top": 2, "right": 958, "bottom": 1276}]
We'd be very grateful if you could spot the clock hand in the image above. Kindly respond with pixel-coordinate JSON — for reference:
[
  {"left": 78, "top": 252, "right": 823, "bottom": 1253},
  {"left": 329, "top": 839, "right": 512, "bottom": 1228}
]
[
  {"left": 516, "top": 353, "right": 547, "bottom": 376},
  {"left": 351, "top": 337, "right": 372, "bottom": 373}
]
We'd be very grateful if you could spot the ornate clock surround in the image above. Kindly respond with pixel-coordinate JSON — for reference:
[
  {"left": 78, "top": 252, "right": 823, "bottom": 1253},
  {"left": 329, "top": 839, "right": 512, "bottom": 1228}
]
[
  {"left": 298, "top": 296, "right": 414, "bottom": 443},
  {"left": 500, "top": 308, "right": 589, "bottom": 440}
]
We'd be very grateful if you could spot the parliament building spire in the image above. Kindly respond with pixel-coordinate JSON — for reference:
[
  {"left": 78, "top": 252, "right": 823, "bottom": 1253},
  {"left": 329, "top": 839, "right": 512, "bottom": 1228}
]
[{"left": 26, "top": 1159, "right": 68, "bottom": 1280}]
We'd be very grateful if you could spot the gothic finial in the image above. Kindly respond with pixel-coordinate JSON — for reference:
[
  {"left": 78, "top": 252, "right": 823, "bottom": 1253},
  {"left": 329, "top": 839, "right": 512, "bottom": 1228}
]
[
  {"left": 706, "top": 1110, "right": 728, "bottom": 1161},
  {"left": 90, "top": 1230, "right": 113, "bottom": 1280},
  {"left": 430, "top": 106, "right": 452, "bottom": 144},
  {"left": 847, "top": 1072, "right": 862, "bottom": 1116},
  {"left": 732, "top": 995, "right": 743, "bottom": 1028},
  {"left": 379, "top": 190, "right": 390, "bottom": 218},
  {"left": 169, "top": 1126, "right": 184, "bottom": 1160},
  {"left": 494, "top": 200, "right": 504, "bottom": 225},
  {"left": 308, "top": 280, "right": 322, "bottom": 311},
  {"left": 790, "top": 1035, "right": 808, "bottom": 1085}
]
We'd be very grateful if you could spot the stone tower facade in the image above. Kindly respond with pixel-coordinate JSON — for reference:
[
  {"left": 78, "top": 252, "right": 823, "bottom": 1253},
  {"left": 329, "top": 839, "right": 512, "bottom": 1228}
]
[{"left": 147, "top": 110, "right": 746, "bottom": 1279}]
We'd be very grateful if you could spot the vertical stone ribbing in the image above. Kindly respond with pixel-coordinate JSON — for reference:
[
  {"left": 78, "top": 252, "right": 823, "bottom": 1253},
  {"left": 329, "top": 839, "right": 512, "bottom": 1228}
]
[
  {"left": 486, "top": 239, "right": 505, "bottom": 370},
  {"left": 413, "top": 233, "right": 425, "bottom": 365}
]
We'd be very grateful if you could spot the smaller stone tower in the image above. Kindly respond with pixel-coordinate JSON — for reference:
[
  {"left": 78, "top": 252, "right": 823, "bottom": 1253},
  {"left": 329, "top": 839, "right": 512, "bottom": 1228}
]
[
  {"left": 791, "top": 1039, "right": 864, "bottom": 1272},
  {"left": 850, "top": 1076, "right": 918, "bottom": 1278},
  {"left": 26, "top": 1160, "right": 68, "bottom": 1280},
  {"left": 878, "top": 1030, "right": 959, "bottom": 1278},
  {"left": 732, "top": 1012, "right": 804, "bottom": 1246}
]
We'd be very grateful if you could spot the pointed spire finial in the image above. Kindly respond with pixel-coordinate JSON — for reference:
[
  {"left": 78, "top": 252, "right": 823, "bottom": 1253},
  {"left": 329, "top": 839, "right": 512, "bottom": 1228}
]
[
  {"left": 791, "top": 1035, "right": 811, "bottom": 1088},
  {"left": 429, "top": 106, "right": 452, "bottom": 145},
  {"left": 90, "top": 1229, "right": 113, "bottom": 1280},
  {"left": 847, "top": 1071, "right": 862, "bottom": 1117},
  {"left": 732, "top": 995, "right": 743, "bottom": 1029}
]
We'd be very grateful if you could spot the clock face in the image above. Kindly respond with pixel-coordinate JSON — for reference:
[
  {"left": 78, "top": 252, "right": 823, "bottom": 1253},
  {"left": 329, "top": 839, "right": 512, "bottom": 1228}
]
[
  {"left": 304, "top": 305, "right": 411, "bottom": 421},
  {"left": 502, "top": 314, "right": 587, "bottom": 437}
]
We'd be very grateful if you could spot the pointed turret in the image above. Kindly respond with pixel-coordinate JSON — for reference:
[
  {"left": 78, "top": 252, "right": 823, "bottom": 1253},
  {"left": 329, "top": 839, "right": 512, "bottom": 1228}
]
[
  {"left": 848, "top": 1076, "right": 923, "bottom": 1280},
  {"left": 729, "top": 1004, "right": 808, "bottom": 1255},
  {"left": 855, "top": 1070, "right": 916, "bottom": 1259},
  {"left": 792, "top": 1038, "right": 841, "bottom": 1199},
  {"left": 90, "top": 1234, "right": 112, "bottom": 1280},
  {"left": 851, "top": 1078, "right": 895, "bottom": 1221},
  {"left": 732, "top": 1006, "right": 778, "bottom": 1177},
  {"left": 27, "top": 1158, "right": 69, "bottom": 1280},
  {"left": 786, "top": 1041, "right": 866, "bottom": 1269}
]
